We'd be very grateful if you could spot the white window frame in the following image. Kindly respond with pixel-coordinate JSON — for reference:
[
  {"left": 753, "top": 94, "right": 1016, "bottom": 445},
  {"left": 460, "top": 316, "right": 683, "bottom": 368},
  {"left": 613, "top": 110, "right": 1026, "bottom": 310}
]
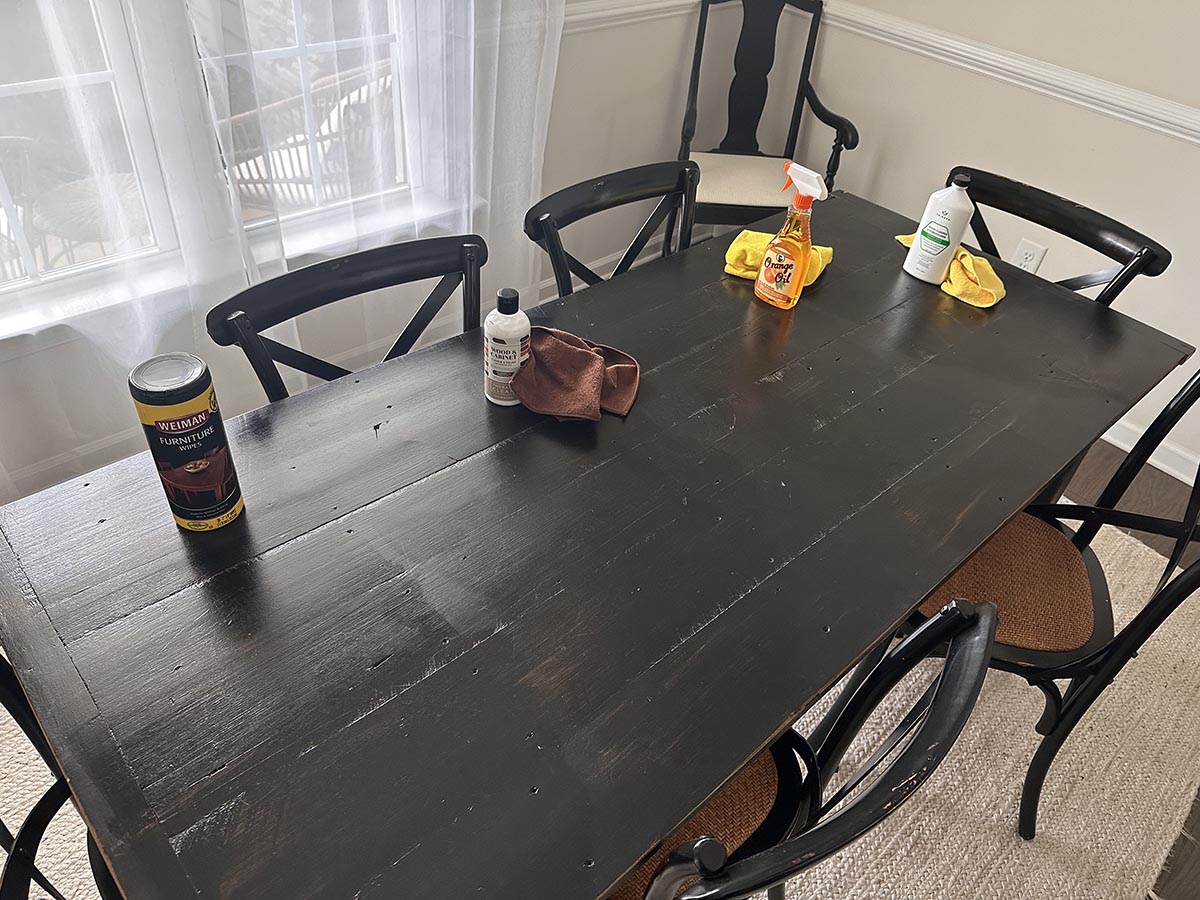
[
  {"left": 199, "top": 0, "right": 413, "bottom": 238},
  {"left": 0, "top": 0, "right": 176, "bottom": 295}
]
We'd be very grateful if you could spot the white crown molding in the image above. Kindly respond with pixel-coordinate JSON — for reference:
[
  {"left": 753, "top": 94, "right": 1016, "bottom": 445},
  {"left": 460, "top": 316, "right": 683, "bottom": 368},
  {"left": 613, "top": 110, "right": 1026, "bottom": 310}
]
[
  {"left": 562, "top": 0, "right": 697, "bottom": 35},
  {"left": 820, "top": 2, "right": 1200, "bottom": 146},
  {"left": 561, "top": 0, "right": 1200, "bottom": 146}
]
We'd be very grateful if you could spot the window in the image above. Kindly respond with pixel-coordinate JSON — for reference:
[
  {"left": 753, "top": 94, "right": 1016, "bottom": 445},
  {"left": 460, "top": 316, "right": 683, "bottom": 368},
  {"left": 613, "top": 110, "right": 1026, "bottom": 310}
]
[
  {"left": 194, "top": 0, "right": 408, "bottom": 228},
  {"left": 0, "top": 0, "right": 411, "bottom": 300},
  {"left": 0, "top": 0, "right": 170, "bottom": 292}
]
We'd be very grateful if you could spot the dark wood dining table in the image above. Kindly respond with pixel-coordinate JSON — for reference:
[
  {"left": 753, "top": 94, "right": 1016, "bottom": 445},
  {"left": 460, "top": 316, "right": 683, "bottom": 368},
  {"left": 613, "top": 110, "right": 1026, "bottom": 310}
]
[{"left": 0, "top": 192, "right": 1190, "bottom": 900}]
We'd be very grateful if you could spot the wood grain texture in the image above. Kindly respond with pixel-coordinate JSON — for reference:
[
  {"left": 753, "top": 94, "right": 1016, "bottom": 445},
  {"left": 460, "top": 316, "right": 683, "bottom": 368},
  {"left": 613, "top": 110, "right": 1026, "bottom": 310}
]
[{"left": 0, "top": 193, "right": 1190, "bottom": 900}]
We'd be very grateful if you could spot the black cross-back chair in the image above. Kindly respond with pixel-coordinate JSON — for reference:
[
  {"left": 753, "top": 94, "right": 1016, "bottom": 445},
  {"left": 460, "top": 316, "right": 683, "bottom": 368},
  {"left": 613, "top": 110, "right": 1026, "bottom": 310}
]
[
  {"left": 608, "top": 600, "right": 996, "bottom": 900},
  {"left": 672, "top": 0, "right": 859, "bottom": 239},
  {"left": 948, "top": 165, "right": 1174, "bottom": 506},
  {"left": 524, "top": 162, "right": 699, "bottom": 300},
  {"left": 0, "top": 656, "right": 122, "bottom": 900},
  {"left": 949, "top": 166, "right": 1171, "bottom": 308},
  {"left": 206, "top": 235, "right": 487, "bottom": 403},
  {"left": 862, "top": 364, "right": 1200, "bottom": 840}
]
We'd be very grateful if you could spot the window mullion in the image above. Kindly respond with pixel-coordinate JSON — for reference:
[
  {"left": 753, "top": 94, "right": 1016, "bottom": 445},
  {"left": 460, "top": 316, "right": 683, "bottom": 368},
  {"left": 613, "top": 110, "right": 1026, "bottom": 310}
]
[
  {"left": 0, "top": 71, "right": 113, "bottom": 98},
  {"left": 290, "top": 0, "right": 326, "bottom": 208},
  {"left": 91, "top": 0, "right": 177, "bottom": 253}
]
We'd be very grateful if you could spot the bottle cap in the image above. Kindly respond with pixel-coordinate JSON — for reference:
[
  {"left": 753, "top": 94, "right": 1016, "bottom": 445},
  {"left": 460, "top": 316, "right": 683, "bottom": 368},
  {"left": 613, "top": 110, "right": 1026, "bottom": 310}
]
[
  {"left": 497, "top": 288, "right": 519, "bottom": 315},
  {"left": 129, "top": 353, "right": 211, "bottom": 405},
  {"left": 781, "top": 162, "right": 828, "bottom": 210},
  {"left": 951, "top": 173, "right": 972, "bottom": 189}
]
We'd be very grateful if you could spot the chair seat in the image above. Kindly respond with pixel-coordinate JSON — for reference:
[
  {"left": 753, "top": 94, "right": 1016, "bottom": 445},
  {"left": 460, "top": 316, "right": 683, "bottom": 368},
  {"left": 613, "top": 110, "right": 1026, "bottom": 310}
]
[
  {"left": 690, "top": 152, "right": 792, "bottom": 209},
  {"left": 607, "top": 750, "right": 778, "bottom": 900},
  {"left": 920, "top": 513, "right": 1096, "bottom": 653}
]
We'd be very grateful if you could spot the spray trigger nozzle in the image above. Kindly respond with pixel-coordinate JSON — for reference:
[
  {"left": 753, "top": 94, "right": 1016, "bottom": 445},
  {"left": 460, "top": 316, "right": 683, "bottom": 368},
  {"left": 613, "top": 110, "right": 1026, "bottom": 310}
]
[{"left": 780, "top": 162, "right": 828, "bottom": 202}]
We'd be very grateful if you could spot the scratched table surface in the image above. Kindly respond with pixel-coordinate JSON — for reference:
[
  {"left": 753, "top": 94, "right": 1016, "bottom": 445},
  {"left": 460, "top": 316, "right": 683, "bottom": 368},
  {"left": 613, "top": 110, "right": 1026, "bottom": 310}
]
[{"left": 0, "top": 193, "right": 1190, "bottom": 899}]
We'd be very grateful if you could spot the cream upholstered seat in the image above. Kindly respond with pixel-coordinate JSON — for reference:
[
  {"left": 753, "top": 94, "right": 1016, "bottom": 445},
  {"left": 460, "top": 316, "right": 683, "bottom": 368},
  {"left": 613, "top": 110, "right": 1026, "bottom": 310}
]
[{"left": 690, "top": 153, "right": 793, "bottom": 211}]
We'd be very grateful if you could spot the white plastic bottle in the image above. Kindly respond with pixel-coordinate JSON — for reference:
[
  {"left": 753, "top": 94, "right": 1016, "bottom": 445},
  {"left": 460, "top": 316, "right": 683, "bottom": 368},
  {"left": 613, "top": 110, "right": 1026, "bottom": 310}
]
[
  {"left": 903, "top": 173, "right": 975, "bottom": 284},
  {"left": 483, "top": 287, "right": 531, "bottom": 406}
]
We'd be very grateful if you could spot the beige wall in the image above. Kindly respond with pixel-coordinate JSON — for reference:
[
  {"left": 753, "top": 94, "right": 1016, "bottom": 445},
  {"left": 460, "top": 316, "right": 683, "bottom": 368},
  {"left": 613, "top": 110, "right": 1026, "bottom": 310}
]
[
  {"left": 544, "top": 0, "right": 1200, "bottom": 478},
  {"left": 849, "top": 0, "right": 1200, "bottom": 108}
]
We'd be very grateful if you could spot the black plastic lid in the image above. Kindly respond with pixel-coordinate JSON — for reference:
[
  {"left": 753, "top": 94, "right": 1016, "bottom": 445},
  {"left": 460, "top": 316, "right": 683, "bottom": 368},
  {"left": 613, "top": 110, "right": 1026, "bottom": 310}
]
[
  {"left": 951, "top": 173, "right": 972, "bottom": 188},
  {"left": 496, "top": 287, "right": 519, "bottom": 315},
  {"left": 129, "top": 353, "right": 211, "bottom": 405}
]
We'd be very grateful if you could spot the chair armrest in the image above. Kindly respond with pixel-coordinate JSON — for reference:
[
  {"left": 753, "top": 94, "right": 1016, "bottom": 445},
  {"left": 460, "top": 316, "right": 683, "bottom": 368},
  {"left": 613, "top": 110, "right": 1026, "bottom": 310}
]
[{"left": 803, "top": 83, "right": 859, "bottom": 150}]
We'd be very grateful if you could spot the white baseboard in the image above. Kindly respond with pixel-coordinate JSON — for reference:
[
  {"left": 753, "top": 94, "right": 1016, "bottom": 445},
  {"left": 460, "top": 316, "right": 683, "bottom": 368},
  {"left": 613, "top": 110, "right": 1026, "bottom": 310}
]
[
  {"left": 537, "top": 234, "right": 668, "bottom": 301},
  {"left": 10, "top": 426, "right": 145, "bottom": 486},
  {"left": 1104, "top": 420, "right": 1200, "bottom": 486}
]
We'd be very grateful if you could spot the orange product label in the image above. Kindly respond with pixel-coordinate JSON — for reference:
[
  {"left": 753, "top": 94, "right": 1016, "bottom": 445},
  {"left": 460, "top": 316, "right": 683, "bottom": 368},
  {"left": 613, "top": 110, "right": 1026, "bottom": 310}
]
[{"left": 756, "top": 245, "right": 799, "bottom": 303}]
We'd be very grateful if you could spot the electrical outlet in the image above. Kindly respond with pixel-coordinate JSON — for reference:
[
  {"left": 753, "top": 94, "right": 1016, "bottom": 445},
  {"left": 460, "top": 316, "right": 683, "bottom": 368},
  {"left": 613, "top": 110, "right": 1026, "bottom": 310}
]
[{"left": 1014, "top": 238, "right": 1047, "bottom": 274}]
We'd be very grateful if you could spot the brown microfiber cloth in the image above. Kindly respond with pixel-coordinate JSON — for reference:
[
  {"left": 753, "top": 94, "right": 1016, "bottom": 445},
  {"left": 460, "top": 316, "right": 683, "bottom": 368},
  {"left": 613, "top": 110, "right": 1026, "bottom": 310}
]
[{"left": 511, "top": 326, "right": 639, "bottom": 421}]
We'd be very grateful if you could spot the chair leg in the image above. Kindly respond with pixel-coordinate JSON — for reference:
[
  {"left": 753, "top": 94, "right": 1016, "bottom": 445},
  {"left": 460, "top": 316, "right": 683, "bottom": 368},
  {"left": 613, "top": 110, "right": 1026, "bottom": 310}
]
[
  {"left": 1019, "top": 673, "right": 1108, "bottom": 840},
  {"left": 768, "top": 881, "right": 787, "bottom": 900}
]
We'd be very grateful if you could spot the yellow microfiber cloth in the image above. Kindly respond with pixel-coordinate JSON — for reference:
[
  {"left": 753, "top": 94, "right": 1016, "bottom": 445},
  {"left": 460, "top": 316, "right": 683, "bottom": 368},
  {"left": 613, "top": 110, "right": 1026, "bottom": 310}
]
[
  {"left": 724, "top": 230, "right": 833, "bottom": 285},
  {"left": 895, "top": 234, "right": 1006, "bottom": 308}
]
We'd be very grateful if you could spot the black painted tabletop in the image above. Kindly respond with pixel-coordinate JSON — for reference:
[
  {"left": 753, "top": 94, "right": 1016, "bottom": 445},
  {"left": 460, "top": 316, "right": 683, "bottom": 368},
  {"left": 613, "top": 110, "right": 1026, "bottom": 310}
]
[{"left": 0, "top": 193, "right": 1190, "bottom": 900}]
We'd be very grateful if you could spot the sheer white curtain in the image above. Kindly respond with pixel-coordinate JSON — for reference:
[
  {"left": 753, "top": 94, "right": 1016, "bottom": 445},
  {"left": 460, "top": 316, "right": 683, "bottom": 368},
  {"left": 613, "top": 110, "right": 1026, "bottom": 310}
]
[{"left": 0, "top": 0, "right": 563, "bottom": 503}]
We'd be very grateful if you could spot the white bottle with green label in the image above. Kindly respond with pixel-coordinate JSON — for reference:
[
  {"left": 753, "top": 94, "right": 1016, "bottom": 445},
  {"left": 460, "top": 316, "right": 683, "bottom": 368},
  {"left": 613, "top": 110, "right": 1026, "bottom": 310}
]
[{"left": 903, "top": 174, "right": 975, "bottom": 284}]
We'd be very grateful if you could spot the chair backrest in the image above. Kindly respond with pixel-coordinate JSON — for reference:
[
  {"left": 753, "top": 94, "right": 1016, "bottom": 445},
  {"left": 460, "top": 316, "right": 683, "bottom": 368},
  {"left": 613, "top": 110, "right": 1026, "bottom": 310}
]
[
  {"left": 642, "top": 599, "right": 998, "bottom": 900},
  {"left": 948, "top": 166, "right": 1171, "bottom": 307},
  {"left": 680, "top": 0, "right": 824, "bottom": 161},
  {"left": 206, "top": 235, "right": 487, "bottom": 403},
  {"left": 0, "top": 656, "right": 121, "bottom": 900},
  {"left": 524, "top": 161, "right": 699, "bottom": 299}
]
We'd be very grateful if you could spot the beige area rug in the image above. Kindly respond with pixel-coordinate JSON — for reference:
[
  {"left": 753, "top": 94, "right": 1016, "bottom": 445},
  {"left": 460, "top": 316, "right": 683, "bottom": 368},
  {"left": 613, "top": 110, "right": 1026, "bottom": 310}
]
[
  {"left": 788, "top": 523, "right": 1200, "bottom": 900},
  {"left": 1, "top": 525, "right": 1198, "bottom": 899}
]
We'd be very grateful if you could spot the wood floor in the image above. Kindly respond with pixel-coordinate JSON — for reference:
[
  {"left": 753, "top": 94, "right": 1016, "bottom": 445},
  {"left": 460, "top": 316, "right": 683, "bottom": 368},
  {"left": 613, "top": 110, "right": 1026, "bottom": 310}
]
[{"left": 1063, "top": 440, "right": 1200, "bottom": 900}]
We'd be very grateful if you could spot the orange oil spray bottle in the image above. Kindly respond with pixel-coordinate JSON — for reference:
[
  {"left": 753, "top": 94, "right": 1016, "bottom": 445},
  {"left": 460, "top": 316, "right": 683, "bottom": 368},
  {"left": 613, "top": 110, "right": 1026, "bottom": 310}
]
[{"left": 754, "top": 162, "right": 828, "bottom": 309}]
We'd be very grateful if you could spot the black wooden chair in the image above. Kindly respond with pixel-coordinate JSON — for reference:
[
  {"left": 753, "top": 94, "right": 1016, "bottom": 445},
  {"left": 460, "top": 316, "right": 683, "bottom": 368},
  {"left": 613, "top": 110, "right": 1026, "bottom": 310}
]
[
  {"left": 524, "top": 162, "right": 699, "bottom": 300},
  {"left": 0, "top": 656, "right": 122, "bottom": 900},
  {"left": 606, "top": 599, "right": 997, "bottom": 900},
  {"left": 949, "top": 166, "right": 1171, "bottom": 308},
  {"left": 206, "top": 235, "right": 487, "bottom": 403},
  {"left": 897, "top": 364, "right": 1200, "bottom": 839},
  {"left": 675, "top": 0, "right": 859, "bottom": 234},
  {"left": 949, "top": 165, "right": 1174, "bottom": 505}
]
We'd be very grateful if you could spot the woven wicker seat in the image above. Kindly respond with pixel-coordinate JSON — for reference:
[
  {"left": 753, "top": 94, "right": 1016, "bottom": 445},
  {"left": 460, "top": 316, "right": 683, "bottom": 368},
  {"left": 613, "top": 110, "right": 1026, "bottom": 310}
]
[
  {"left": 607, "top": 751, "right": 778, "bottom": 900},
  {"left": 920, "top": 513, "right": 1095, "bottom": 653}
]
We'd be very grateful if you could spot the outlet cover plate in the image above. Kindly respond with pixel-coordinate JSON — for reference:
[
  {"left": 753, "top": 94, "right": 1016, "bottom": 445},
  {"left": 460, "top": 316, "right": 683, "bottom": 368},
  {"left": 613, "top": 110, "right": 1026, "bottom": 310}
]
[{"left": 1014, "top": 238, "right": 1047, "bottom": 274}]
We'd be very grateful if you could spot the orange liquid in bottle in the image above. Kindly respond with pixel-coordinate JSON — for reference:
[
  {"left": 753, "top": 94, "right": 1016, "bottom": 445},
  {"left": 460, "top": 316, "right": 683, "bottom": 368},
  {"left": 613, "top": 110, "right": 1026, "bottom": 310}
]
[{"left": 754, "top": 198, "right": 813, "bottom": 310}]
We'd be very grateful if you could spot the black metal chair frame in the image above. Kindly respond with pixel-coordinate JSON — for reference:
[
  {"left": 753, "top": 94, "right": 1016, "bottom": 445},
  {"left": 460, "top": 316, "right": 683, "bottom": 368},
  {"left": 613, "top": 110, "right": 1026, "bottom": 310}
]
[
  {"left": 949, "top": 166, "right": 1171, "bottom": 309},
  {"left": 948, "top": 165, "right": 1174, "bottom": 506},
  {"left": 641, "top": 599, "right": 997, "bottom": 900},
  {"left": 676, "top": 0, "right": 859, "bottom": 229},
  {"left": 999, "top": 364, "right": 1200, "bottom": 838},
  {"left": 0, "top": 656, "right": 122, "bottom": 900},
  {"left": 867, "top": 372, "right": 1200, "bottom": 841},
  {"left": 524, "top": 162, "right": 699, "bottom": 300},
  {"left": 206, "top": 235, "right": 487, "bottom": 403}
]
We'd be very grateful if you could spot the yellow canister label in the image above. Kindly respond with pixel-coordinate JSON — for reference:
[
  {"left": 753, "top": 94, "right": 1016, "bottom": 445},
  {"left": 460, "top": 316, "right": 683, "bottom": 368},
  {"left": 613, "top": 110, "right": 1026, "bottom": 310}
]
[{"left": 133, "top": 385, "right": 244, "bottom": 531}]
